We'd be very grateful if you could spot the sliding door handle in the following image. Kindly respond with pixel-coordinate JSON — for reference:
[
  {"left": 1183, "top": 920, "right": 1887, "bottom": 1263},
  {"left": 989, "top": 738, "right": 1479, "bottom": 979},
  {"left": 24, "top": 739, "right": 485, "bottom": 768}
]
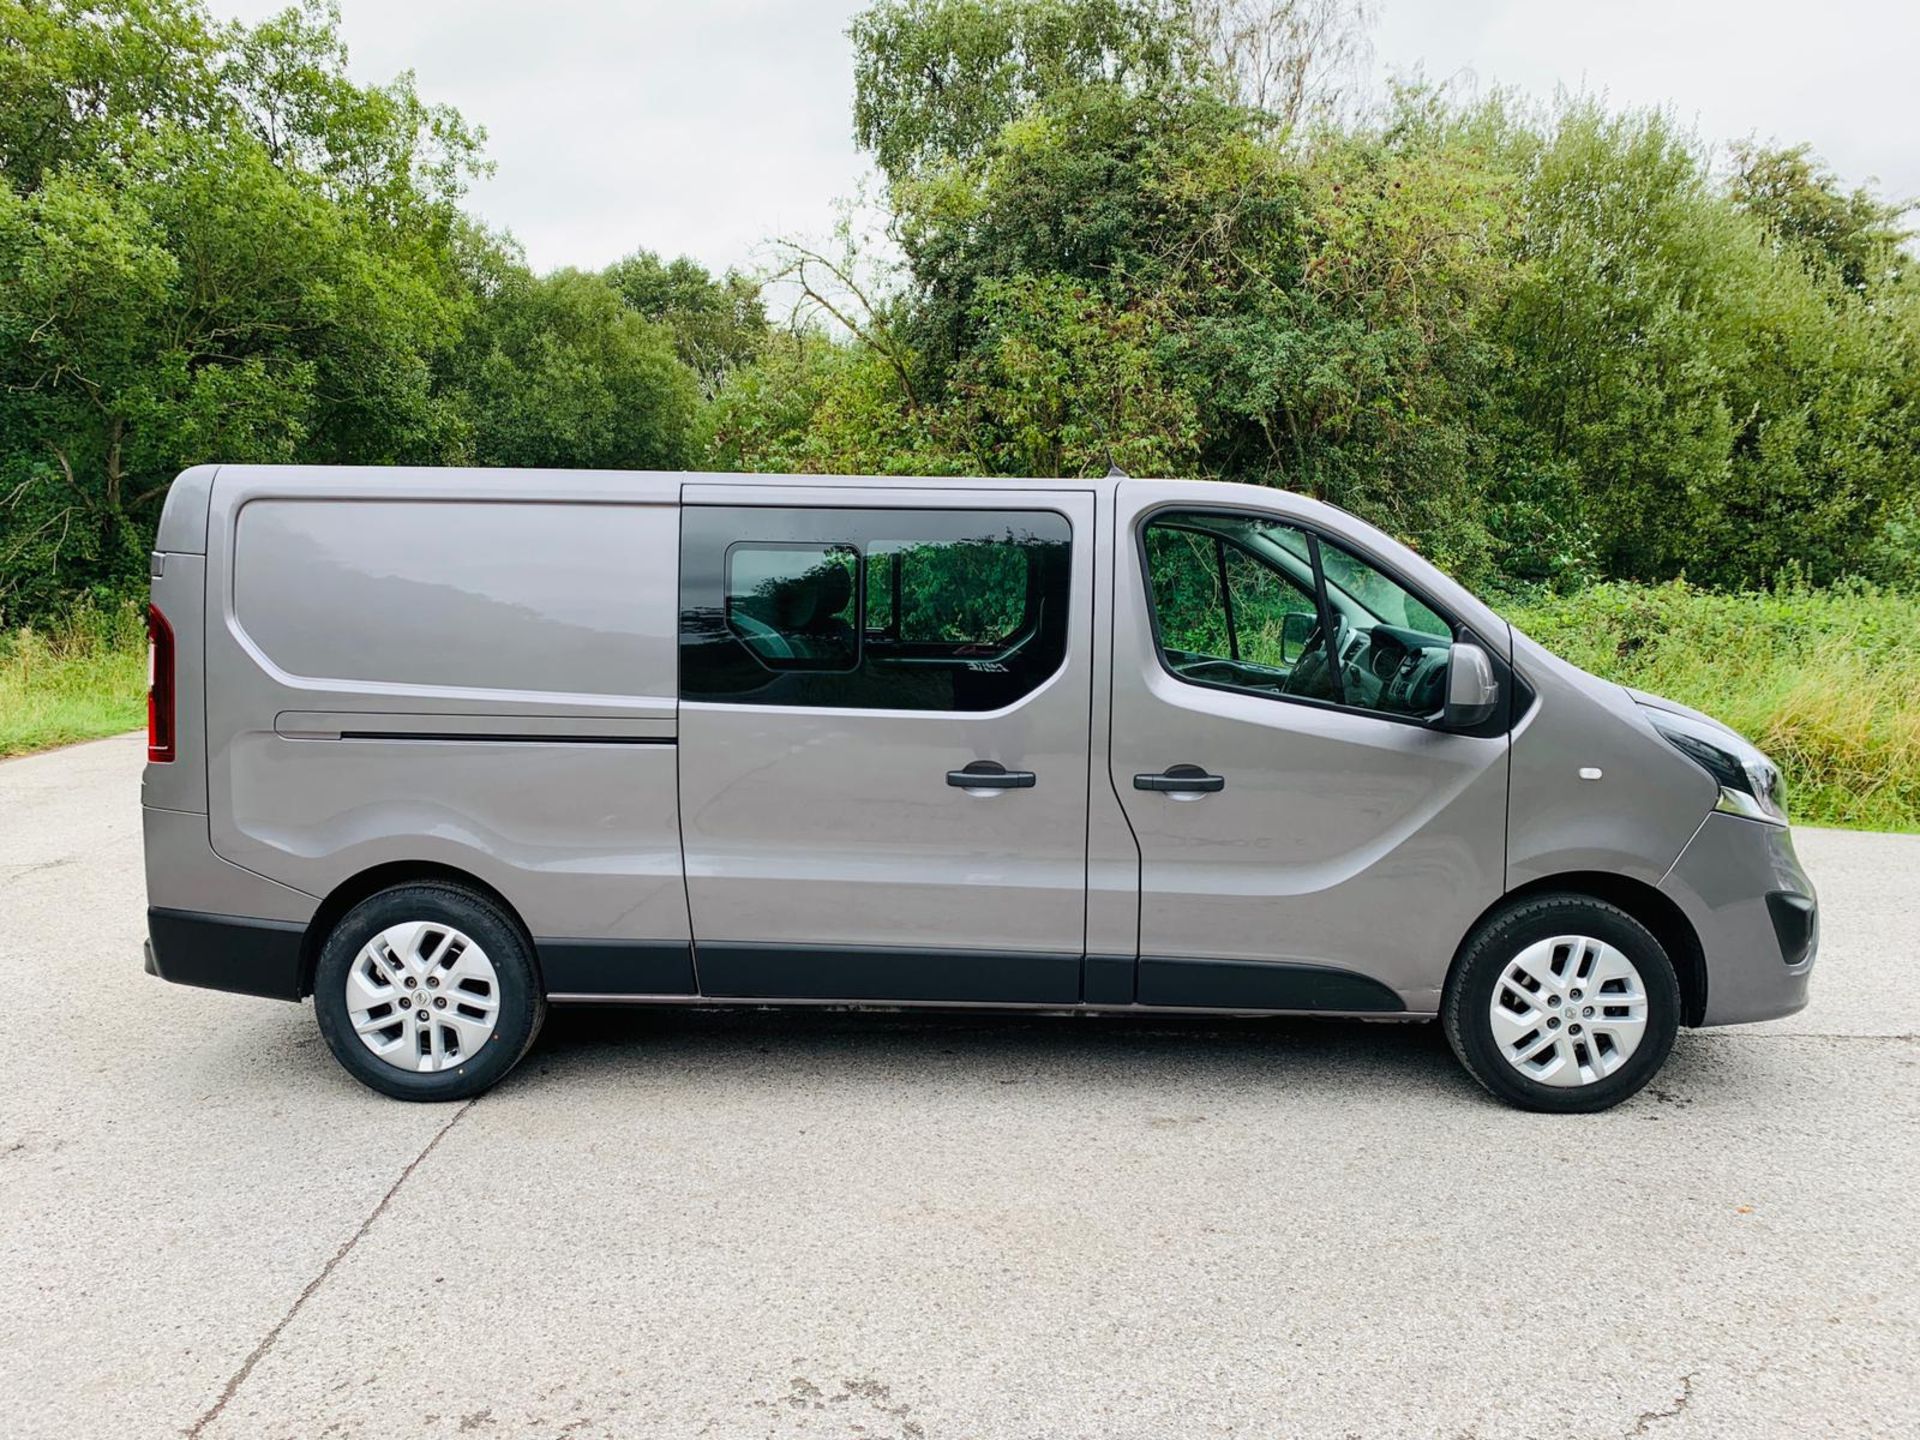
[
  {"left": 947, "top": 760, "right": 1036, "bottom": 790},
  {"left": 1134, "top": 764, "right": 1225, "bottom": 795}
]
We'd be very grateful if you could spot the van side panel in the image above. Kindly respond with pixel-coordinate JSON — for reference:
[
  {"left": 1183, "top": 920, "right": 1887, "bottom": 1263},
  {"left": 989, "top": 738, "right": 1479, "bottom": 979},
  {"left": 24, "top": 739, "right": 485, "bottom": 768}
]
[
  {"left": 1504, "top": 631, "right": 1715, "bottom": 890},
  {"left": 144, "top": 806, "right": 315, "bottom": 923},
  {"left": 229, "top": 498, "right": 676, "bottom": 701},
  {"left": 201, "top": 468, "right": 690, "bottom": 955}
]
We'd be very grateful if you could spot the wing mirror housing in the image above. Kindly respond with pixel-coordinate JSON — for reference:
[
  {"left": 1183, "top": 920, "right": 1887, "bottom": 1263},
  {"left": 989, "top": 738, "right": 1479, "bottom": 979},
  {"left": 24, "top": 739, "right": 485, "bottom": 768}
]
[{"left": 1444, "top": 642, "right": 1500, "bottom": 730}]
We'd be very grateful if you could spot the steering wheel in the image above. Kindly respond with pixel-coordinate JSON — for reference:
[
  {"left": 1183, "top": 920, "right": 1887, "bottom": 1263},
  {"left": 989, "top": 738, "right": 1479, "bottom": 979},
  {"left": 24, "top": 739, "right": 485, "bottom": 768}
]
[{"left": 1283, "top": 613, "right": 1351, "bottom": 701}]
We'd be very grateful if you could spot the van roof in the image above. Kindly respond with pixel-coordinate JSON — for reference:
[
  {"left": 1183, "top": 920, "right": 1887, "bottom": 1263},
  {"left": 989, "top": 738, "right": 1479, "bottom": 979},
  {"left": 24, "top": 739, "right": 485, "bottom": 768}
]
[{"left": 203, "top": 464, "right": 1153, "bottom": 496}]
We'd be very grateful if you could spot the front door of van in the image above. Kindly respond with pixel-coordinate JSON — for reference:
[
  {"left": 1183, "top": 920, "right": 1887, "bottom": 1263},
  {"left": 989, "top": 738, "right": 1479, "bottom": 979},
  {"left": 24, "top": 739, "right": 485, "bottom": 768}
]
[
  {"left": 676, "top": 485, "right": 1094, "bottom": 1003},
  {"left": 1108, "top": 482, "right": 1510, "bottom": 1015}
]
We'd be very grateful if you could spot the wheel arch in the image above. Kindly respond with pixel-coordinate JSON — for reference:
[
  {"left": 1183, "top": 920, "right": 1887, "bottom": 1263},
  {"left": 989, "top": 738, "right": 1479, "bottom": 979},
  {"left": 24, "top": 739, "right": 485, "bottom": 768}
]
[
  {"left": 1449, "top": 872, "right": 1708, "bottom": 1027},
  {"left": 297, "top": 861, "right": 538, "bottom": 999}
]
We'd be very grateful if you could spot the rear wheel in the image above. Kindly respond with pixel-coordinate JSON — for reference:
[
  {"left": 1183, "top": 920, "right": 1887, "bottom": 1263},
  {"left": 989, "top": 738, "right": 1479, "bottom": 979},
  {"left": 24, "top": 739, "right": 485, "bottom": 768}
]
[
  {"left": 313, "top": 883, "right": 545, "bottom": 1101},
  {"left": 1444, "top": 894, "right": 1681, "bottom": 1113}
]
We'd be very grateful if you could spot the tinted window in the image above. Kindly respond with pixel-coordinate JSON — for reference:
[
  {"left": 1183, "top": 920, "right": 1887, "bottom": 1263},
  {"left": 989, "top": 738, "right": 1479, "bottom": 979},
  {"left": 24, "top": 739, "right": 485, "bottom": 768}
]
[
  {"left": 866, "top": 537, "right": 1029, "bottom": 645},
  {"left": 683, "top": 507, "right": 1072, "bottom": 711},
  {"left": 726, "top": 543, "right": 859, "bottom": 671},
  {"left": 1141, "top": 510, "right": 1458, "bottom": 721}
]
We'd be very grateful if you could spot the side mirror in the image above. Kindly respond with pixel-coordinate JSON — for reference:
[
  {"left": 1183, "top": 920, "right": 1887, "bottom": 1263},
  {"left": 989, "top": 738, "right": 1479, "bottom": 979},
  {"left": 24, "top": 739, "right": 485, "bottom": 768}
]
[
  {"left": 1444, "top": 642, "right": 1500, "bottom": 730},
  {"left": 1280, "top": 609, "right": 1315, "bottom": 665}
]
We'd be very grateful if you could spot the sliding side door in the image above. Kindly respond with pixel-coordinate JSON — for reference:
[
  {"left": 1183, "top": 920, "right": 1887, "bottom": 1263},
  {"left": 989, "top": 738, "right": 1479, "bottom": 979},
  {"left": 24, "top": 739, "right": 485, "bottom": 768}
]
[{"left": 677, "top": 486, "right": 1095, "bottom": 1003}]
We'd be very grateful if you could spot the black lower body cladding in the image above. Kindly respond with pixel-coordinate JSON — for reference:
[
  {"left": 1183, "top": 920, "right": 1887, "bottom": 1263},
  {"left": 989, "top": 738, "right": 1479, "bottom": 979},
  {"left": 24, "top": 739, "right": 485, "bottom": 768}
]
[{"left": 146, "top": 907, "right": 305, "bottom": 1000}]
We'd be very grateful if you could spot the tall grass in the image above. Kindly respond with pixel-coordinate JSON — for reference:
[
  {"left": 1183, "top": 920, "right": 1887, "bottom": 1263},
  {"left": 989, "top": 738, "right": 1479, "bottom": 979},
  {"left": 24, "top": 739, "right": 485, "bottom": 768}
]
[
  {"left": 1509, "top": 581, "right": 1920, "bottom": 832},
  {"left": 0, "top": 601, "right": 147, "bottom": 758}
]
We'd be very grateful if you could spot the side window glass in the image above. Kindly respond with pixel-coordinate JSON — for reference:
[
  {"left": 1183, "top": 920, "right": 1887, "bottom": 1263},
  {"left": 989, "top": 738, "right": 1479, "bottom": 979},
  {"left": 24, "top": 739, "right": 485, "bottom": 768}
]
[
  {"left": 866, "top": 537, "right": 1029, "bottom": 646},
  {"left": 1144, "top": 526, "right": 1230, "bottom": 661},
  {"left": 684, "top": 508, "right": 1072, "bottom": 712},
  {"left": 726, "top": 544, "right": 859, "bottom": 671},
  {"left": 1221, "top": 546, "right": 1319, "bottom": 669},
  {"left": 1142, "top": 514, "right": 1329, "bottom": 695},
  {"left": 1141, "top": 510, "right": 1458, "bottom": 720},
  {"left": 1317, "top": 543, "right": 1449, "bottom": 637},
  {"left": 1315, "top": 538, "right": 1456, "bottom": 718}
]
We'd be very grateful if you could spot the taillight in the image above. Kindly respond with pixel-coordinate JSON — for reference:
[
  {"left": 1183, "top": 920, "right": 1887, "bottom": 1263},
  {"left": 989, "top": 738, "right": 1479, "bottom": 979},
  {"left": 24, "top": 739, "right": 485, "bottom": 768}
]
[{"left": 148, "top": 603, "right": 176, "bottom": 763}]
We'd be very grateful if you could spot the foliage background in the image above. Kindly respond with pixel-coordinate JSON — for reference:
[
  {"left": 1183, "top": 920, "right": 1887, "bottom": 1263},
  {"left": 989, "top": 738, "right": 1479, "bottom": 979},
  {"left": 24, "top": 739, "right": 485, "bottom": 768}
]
[{"left": 3, "top": 0, "right": 1917, "bottom": 826}]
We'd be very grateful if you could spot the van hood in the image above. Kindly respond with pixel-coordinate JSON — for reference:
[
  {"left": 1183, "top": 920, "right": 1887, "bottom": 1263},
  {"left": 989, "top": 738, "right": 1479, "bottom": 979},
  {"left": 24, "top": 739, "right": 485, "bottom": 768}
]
[
  {"left": 1628, "top": 691, "right": 1758, "bottom": 748},
  {"left": 1624, "top": 686, "right": 1744, "bottom": 743}
]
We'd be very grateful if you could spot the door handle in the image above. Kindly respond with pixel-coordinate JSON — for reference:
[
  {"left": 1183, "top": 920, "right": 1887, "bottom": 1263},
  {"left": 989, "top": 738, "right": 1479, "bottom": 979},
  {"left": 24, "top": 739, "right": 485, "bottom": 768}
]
[
  {"left": 1133, "top": 764, "right": 1225, "bottom": 794},
  {"left": 947, "top": 760, "right": 1036, "bottom": 790}
]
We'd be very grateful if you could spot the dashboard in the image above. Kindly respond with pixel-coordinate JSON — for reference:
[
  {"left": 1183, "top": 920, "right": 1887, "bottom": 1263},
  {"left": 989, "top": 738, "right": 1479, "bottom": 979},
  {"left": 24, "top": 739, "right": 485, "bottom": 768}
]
[
  {"left": 1163, "top": 620, "right": 1453, "bottom": 719},
  {"left": 1353, "top": 624, "right": 1452, "bottom": 717}
]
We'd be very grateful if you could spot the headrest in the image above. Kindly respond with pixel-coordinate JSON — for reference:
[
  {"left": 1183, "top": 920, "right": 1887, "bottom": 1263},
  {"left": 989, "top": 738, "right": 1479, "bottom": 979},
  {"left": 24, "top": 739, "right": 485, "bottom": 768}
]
[{"left": 770, "top": 563, "right": 851, "bottom": 632}]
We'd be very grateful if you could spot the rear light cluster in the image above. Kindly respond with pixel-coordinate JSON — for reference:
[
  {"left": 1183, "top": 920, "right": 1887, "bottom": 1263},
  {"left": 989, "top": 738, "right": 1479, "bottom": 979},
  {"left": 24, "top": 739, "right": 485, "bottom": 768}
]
[{"left": 148, "top": 603, "right": 175, "bottom": 763}]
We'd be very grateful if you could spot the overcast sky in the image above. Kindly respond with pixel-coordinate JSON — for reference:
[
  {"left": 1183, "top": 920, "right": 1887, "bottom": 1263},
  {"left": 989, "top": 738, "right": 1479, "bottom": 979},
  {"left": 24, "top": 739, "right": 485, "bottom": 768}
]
[{"left": 211, "top": 0, "right": 1919, "bottom": 277}]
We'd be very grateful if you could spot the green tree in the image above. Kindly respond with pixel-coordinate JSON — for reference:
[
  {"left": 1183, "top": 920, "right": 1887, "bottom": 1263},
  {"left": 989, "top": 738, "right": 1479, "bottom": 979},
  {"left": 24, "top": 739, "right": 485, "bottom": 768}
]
[
  {"left": 1729, "top": 142, "right": 1911, "bottom": 293},
  {"left": 949, "top": 275, "right": 1201, "bottom": 476},
  {"left": 0, "top": 0, "right": 485, "bottom": 622},
  {"left": 850, "top": 0, "right": 1186, "bottom": 185},
  {"left": 451, "top": 268, "right": 700, "bottom": 471},
  {"left": 604, "top": 249, "right": 767, "bottom": 399},
  {"left": 1480, "top": 101, "right": 1920, "bottom": 585}
]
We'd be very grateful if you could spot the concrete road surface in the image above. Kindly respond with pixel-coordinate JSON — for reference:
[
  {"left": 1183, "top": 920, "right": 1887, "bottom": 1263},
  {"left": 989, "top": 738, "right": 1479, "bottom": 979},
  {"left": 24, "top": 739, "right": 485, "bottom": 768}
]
[{"left": 1, "top": 733, "right": 1915, "bottom": 1438}]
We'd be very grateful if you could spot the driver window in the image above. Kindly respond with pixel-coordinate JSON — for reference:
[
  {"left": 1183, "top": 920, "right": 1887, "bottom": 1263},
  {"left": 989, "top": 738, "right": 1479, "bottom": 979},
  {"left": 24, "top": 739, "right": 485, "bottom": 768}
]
[
  {"left": 1143, "top": 514, "right": 1330, "bottom": 696},
  {"left": 1221, "top": 545, "right": 1318, "bottom": 669},
  {"left": 1142, "top": 510, "right": 1458, "bottom": 720}
]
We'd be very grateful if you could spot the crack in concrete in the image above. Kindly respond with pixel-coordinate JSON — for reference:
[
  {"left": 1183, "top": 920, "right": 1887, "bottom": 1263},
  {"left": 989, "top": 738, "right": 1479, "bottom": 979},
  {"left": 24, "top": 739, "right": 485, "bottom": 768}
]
[
  {"left": 0, "top": 857, "right": 77, "bottom": 882},
  {"left": 181, "top": 1100, "right": 475, "bottom": 1438},
  {"left": 1628, "top": 1371, "right": 1696, "bottom": 1436}
]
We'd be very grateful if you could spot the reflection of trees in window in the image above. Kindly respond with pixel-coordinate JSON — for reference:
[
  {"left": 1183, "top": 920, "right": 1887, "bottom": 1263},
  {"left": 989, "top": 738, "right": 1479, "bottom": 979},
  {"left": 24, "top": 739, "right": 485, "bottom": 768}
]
[{"left": 867, "top": 535, "right": 1032, "bottom": 645}]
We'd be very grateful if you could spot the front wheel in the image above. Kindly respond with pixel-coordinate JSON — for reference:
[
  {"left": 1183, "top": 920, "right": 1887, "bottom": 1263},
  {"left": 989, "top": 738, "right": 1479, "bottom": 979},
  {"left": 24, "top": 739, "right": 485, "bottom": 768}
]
[
  {"left": 313, "top": 882, "right": 545, "bottom": 1102},
  {"left": 1443, "top": 894, "right": 1681, "bottom": 1113}
]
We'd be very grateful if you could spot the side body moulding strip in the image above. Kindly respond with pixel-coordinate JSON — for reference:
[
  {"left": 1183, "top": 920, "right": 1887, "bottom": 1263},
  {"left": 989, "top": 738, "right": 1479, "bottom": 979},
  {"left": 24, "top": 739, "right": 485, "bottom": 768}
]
[
  {"left": 337, "top": 732, "right": 675, "bottom": 746},
  {"left": 535, "top": 939, "right": 697, "bottom": 996},
  {"left": 147, "top": 918, "right": 1410, "bottom": 1016},
  {"left": 1136, "top": 956, "right": 1406, "bottom": 1012},
  {"left": 695, "top": 944, "right": 1083, "bottom": 1006}
]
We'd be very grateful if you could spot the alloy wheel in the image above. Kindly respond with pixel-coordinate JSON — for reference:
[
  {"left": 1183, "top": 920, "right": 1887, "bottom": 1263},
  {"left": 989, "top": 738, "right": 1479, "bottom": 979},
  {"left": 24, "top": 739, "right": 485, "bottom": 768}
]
[
  {"left": 1487, "top": 934, "right": 1650, "bottom": 1088},
  {"left": 345, "top": 921, "right": 501, "bottom": 1072}
]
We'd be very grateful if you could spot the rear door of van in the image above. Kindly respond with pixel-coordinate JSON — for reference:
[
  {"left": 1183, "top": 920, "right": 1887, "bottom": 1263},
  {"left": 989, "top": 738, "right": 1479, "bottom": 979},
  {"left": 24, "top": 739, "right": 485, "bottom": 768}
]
[{"left": 677, "top": 484, "right": 1095, "bottom": 1003}]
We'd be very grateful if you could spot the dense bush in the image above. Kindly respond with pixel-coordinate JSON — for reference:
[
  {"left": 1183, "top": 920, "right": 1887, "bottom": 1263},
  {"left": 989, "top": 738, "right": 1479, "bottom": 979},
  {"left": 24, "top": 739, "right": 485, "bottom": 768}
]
[{"left": 725, "top": 1, "right": 1919, "bottom": 592}]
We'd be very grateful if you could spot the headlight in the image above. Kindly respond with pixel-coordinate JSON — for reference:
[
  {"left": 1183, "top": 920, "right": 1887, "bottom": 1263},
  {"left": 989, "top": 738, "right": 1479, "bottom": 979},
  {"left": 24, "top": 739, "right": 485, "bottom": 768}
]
[{"left": 1649, "top": 711, "right": 1788, "bottom": 826}]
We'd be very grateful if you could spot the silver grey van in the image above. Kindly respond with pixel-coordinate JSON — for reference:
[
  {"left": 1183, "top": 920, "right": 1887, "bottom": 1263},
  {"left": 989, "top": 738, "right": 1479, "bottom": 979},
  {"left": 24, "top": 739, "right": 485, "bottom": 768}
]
[{"left": 141, "top": 467, "right": 1816, "bottom": 1111}]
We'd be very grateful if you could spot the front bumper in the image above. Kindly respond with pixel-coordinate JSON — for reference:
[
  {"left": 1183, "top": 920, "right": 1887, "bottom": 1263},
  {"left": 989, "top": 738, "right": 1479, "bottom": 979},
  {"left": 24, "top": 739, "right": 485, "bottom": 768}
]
[{"left": 1659, "top": 813, "right": 1818, "bottom": 1026}]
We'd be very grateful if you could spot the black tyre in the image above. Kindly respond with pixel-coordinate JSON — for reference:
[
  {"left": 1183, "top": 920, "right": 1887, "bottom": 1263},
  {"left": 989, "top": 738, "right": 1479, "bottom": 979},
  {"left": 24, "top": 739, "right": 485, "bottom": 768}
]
[
  {"left": 313, "top": 882, "right": 545, "bottom": 1102},
  {"left": 1443, "top": 893, "right": 1681, "bottom": 1113}
]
